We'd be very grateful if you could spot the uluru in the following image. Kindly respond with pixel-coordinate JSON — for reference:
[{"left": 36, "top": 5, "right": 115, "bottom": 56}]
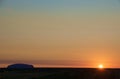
[{"left": 7, "top": 63, "right": 34, "bottom": 69}]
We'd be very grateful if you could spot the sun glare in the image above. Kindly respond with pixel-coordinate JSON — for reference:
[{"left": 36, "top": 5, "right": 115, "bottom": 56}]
[{"left": 98, "top": 64, "right": 104, "bottom": 69}]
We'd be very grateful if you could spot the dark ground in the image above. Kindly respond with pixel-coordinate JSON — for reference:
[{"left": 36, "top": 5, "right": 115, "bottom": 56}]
[{"left": 0, "top": 68, "right": 120, "bottom": 79}]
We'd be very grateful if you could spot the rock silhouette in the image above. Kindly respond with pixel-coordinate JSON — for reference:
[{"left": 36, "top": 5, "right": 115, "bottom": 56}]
[{"left": 7, "top": 63, "right": 34, "bottom": 69}]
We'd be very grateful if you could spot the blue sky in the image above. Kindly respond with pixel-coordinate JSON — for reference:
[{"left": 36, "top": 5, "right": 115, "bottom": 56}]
[{"left": 1, "top": 0, "right": 120, "bottom": 12}]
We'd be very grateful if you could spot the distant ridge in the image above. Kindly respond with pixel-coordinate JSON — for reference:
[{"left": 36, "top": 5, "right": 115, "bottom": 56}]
[{"left": 7, "top": 63, "right": 34, "bottom": 69}]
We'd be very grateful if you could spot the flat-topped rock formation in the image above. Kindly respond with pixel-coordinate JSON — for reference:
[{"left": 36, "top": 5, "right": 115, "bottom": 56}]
[{"left": 7, "top": 63, "right": 34, "bottom": 69}]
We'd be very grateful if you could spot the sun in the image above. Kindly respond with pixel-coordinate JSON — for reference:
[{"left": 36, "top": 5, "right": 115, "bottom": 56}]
[{"left": 98, "top": 64, "right": 104, "bottom": 69}]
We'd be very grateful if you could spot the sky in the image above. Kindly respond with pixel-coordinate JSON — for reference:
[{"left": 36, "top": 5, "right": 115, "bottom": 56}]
[{"left": 0, "top": 0, "right": 120, "bottom": 68}]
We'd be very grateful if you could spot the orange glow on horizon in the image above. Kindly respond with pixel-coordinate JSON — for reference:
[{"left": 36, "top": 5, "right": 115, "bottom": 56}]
[{"left": 98, "top": 64, "right": 104, "bottom": 69}]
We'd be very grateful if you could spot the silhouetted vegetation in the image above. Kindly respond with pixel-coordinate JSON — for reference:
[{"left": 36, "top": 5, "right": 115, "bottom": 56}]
[{"left": 1, "top": 68, "right": 120, "bottom": 79}]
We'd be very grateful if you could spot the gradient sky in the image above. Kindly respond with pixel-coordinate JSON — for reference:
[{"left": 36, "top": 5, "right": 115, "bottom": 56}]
[{"left": 0, "top": 0, "right": 120, "bottom": 68}]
